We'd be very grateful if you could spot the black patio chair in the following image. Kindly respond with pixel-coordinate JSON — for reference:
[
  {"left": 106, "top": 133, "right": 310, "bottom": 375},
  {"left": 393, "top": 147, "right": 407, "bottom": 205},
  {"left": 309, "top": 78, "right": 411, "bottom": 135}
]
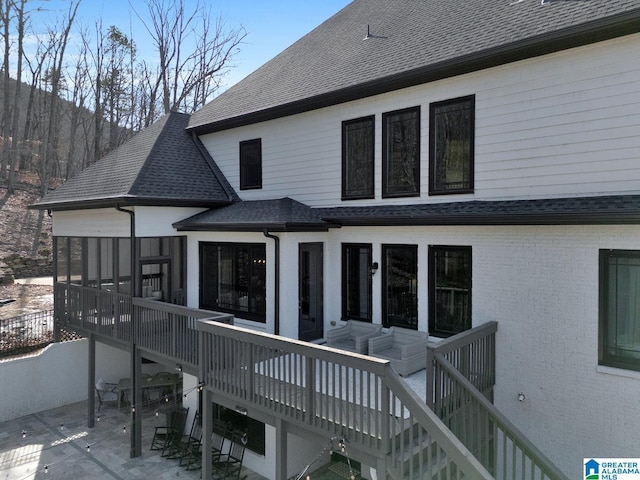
[
  {"left": 150, "top": 406, "right": 189, "bottom": 453},
  {"left": 166, "top": 411, "right": 201, "bottom": 461},
  {"left": 183, "top": 420, "right": 228, "bottom": 471},
  {"left": 212, "top": 432, "right": 248, "bottom": 480}
]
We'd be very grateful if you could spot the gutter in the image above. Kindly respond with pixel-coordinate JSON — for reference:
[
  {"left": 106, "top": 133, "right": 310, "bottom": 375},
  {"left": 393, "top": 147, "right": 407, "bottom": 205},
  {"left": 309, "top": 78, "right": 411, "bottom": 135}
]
[{"left": 263, "top": 229, "right": 280, "bottom": 336}]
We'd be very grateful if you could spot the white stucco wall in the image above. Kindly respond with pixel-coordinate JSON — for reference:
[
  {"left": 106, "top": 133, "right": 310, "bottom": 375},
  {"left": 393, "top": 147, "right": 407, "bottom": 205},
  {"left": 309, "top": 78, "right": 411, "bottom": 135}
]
[
  {"left": 134, "top": 206, "right": 205, "bottom": 237},
  {"left": 0, "top": 340, "right": 130, "bottom": 423},
  {"left": 53, "top": 209, "right": 130, "bottom": 237},
  {"left": 52, "top": 206, "right": 204, "bottom": 238}
]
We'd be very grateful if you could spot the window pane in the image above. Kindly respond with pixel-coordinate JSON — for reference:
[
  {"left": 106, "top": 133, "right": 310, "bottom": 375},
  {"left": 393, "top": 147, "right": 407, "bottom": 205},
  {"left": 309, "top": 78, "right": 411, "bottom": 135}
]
[
  {"left": 87, "top": 238, "right": 99, "bottom": 287},
  {"left": 383, "top": 107, "right": 420, "bottom": 197},
  {"left": 100, "top": 238, "right": 113, "bottom": 286},
  {"left": 55, "top": 237, "right": 68, "bottom": 283},
  {"left": 240, "top": 139, "right": 262, "bottom": 190},
  {"left": 217, "top": 245, "right": 236, "bottom": 310},
  {"left": 69, "top": 238, "right": 84, "bottom": 286},
  {"left": 200, "top": 243, "right": 266, "bottom": 322},
  {"left": 383, "top": 245, "right": 417, "bottom": 329},
  {"left": 118, "top": 238, "right": 131, "bottom": 294},
  {"left": 430, "top": 246, "right": 471, "bottom": 336},
  {"left": 342, "top": 244, "right": 372, "bottom": 321},
  {"left": 343, "top": 117, "right": 374, "bottom": 199},
  {"left": 602, "top": 252, "right": 640, "bottom": 368},
  {"left": 250, "top": 246, "right": 266, "bottom": 315},
  {"left": 430, "top": 96, "right": 474, "bottom": 193},
  {"left": 140, "top": 238, "right": 161, "bottom": 258}
]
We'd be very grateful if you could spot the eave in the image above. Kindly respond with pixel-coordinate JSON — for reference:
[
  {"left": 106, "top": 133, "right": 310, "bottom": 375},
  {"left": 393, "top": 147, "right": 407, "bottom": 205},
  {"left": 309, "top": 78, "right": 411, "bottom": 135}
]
[
  {"left": 323, "top": 212, "right": 640, "bottom": 227},
  {"left": 173, "top": 221, "right": 336, "bottom": 233},
  {"left": 188, "top": 9, "right": 640, "bottom": 134},
  {"left": 29, "top": 196, "right": 232, "bottom": 212}
]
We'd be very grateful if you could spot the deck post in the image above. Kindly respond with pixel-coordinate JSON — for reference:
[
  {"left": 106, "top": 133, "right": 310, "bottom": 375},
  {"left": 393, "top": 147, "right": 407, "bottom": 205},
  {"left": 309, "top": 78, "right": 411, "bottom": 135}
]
[
  {"left": 87, "top": 333, "right": 96, "bottom": 428},
  {"left": 425, "top": 344, "right": 434, "bottom": 410},
  {"left": 201, "top": 388, "right": 213, "bottom": 478},
  {"left": 130, "top": 346, "right": 142, "bottom": 457},
  {"left": 305, "top": 356, "right": 314, "bottom": 424},
  {"left": 275, "top": 417, "right": 287, "bottom": 480},
  {"left": 376, "top": 457, "right": 387, "bottom": 480}
]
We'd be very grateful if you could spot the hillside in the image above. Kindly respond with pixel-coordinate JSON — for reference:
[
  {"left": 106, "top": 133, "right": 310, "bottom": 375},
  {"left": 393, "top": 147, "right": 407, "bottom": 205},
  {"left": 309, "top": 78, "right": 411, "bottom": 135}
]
[{"left": 0, "top": 173, "right": 54, "bottom": 319}]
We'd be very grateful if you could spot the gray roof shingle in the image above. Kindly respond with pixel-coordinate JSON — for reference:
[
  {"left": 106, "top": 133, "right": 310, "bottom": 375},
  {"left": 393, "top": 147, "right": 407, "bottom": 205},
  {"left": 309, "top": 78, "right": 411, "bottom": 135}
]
[
  {"left": 32, "top": 112, "right": 236, "bottom": 210},
  {"left": 174, "top": 197, "right": 331, "bottom": 231},
  {"left": 175, "top": 195, "right": 640, "bottom": 231},
  {"left": 189, "top": 0, "right": 640, "bottom": 132}
]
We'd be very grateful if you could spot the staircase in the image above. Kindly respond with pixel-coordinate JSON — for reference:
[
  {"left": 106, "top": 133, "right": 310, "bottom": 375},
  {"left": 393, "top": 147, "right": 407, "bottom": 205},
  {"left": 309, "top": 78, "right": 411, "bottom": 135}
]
[{"left": 423, "top": 322, "right": 569, "bottom": 480}]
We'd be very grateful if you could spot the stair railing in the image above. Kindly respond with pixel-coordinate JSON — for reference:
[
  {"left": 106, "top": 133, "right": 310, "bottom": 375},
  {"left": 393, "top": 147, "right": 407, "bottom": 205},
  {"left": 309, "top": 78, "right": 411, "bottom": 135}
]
[
  {"left": 432, "top": 353, "right": 568, "bottom": 480},
  {"left": 197, "top": 320, "right": 494, "bottom": 479}
]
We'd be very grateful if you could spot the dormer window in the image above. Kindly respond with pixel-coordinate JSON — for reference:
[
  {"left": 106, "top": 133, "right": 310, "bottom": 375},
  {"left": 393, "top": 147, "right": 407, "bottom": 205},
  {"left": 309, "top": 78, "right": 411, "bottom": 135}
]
[{"left": 239, "top": 138, "right": 262, "bottom": 190}]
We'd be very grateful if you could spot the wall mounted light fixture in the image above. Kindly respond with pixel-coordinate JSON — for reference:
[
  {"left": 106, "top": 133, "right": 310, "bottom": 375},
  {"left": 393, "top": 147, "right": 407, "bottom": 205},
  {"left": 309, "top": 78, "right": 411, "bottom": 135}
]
[
  {"left": 517, "top": 392, "right": 526, "bottom": 402},
  {"left": 370, "top": 262, "right": 379, "bottom": 275}
]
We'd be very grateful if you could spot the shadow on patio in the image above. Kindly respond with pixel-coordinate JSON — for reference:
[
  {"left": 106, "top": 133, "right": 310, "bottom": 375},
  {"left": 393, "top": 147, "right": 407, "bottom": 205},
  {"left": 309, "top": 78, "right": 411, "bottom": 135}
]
[{"left": 0, "top": 400, "right": 269, "bottom": 480}]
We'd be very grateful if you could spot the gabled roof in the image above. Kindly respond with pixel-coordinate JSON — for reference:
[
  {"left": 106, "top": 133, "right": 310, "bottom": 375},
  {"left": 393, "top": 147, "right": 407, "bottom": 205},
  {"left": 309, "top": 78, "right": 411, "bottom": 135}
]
[
  {"left": 175, "top": 195, "right": 640, "bottom": 231},
  {"left": 189, "top": 0, "right": 640, "bottom": 133},
  {"left": 31, "top": 112, "right": 237, "bottom": 211},
  {"left": 173, "top": 197, "right": 334, "bottom": 232}
]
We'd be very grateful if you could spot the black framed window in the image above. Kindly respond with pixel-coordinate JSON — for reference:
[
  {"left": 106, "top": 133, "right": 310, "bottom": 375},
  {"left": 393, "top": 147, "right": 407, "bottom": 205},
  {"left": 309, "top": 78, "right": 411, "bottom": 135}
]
[
  {"left": 429, "top": 95, "right": 474, "bottom": 194},
  {"left": 214, "top": 404, "right": 265, "bottom": 455},
  {"left": 599, "top": 250, "right": 640, "bottom": 371},
  {"left": 382, "top": 107, "right": 420, "bottom": 198},
  {"left": 382, "top": 245, "right": 417, "bottom": 329},
  {"left": 342, "top": 244, "right": 372, "bottom": 322},
  {"left": 239, "top": 138, "right": 262, "bottom": 190},
  {"left": 200, "top": 242, "right": 266, "bottom": 322},
  {"left": 429, "top": 246, "right": 472, "bottom": 337},
  {"left": 342, "top": 116, "right": 374, "bottom": 200}
]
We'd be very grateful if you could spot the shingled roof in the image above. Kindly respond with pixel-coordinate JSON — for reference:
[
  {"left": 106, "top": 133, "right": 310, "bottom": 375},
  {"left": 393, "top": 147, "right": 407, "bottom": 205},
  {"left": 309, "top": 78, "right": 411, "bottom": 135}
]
[
  {"left": 32, "top": 112, "right": 236, "bottom": 211},
  {"left": 173, "top": 195, "right": 640, "bottom": 231},
  {"left": 189, "top": 0, "right": 640, "bottom": 133},
  {"left": 174, "top": 197, "right": 332, "bottom": 232}
]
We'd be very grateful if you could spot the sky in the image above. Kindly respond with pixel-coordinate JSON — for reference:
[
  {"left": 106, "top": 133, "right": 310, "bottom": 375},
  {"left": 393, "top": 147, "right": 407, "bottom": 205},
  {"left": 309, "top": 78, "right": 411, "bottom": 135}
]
[{"left": 42, "top": 0, "right": 352, "bottom": 90}]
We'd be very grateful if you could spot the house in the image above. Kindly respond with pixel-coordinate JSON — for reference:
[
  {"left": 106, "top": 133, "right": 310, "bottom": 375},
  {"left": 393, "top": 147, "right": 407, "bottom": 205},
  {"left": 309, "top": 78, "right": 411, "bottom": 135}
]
[{"left": 32, "top": 0, "right": 640, "bottom": 478}]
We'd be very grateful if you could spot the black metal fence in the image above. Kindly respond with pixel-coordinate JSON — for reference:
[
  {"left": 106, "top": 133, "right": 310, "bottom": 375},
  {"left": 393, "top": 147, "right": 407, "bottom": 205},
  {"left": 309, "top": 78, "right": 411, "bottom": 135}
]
[{"left": 0, "top": 310, "right": 82, "bottom": 359}]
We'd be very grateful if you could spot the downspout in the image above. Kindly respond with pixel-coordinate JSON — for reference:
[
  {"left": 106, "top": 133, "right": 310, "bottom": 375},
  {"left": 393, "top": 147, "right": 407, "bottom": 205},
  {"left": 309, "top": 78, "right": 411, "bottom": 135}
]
[
  {"left": 263, "top": 229, "right": 280, "bottom": 336},
  {"left": 115, "top": 204, "right": 141, "bottom": 457}
]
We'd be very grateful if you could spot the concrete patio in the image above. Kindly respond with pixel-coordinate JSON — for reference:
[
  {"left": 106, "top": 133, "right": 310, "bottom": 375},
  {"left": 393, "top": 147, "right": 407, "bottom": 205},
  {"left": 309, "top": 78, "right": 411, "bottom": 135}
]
[{"left": 0, "top": 400, "right": 269, "bottom": 480}]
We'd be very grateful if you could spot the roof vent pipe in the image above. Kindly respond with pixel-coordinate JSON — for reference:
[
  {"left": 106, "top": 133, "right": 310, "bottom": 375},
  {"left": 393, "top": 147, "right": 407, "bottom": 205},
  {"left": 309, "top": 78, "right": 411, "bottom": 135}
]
[{"left": 364, "top": 24, "right": 371, "bottom": 40}]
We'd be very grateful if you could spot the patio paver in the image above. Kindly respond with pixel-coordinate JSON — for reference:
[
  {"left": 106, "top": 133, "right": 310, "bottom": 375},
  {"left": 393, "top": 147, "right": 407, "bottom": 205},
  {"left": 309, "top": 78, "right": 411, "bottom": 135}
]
[{"left": 0, "top": 400, "right": 268, "bottom": 480}]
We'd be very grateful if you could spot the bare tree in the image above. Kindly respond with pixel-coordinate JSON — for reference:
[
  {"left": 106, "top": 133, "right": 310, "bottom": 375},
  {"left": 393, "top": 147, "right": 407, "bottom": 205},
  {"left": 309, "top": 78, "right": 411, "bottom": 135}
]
[
  {"left": 64, "top": 26, "right": 91, "bottom": 178},
  {"left": 39, "top": 0, "right": 80, "bottom": 194},
  {"left": 0, "top": 0, "right": 245, "bottom": 193},
  {"left": 1, "top": 0, "right": 13, "bottom": 180},
  {"left": 136, "top": 0, "right": 246, "bottom": 117},
  {"left": 5, "top": 0, "right": 28, "bottom": 192}
]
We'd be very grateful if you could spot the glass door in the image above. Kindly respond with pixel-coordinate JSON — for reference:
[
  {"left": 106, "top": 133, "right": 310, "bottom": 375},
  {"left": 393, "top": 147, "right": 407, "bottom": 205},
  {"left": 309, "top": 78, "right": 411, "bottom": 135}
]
[{"left": 299, "top": 243, "right": 323, "bottom": 341}]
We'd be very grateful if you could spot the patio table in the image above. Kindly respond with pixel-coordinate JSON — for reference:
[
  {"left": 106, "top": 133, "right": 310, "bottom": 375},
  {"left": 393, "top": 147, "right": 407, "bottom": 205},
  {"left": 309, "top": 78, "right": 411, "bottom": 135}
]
[{"left": 117, "top": 373, "right": 180, "bottom": 409}]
